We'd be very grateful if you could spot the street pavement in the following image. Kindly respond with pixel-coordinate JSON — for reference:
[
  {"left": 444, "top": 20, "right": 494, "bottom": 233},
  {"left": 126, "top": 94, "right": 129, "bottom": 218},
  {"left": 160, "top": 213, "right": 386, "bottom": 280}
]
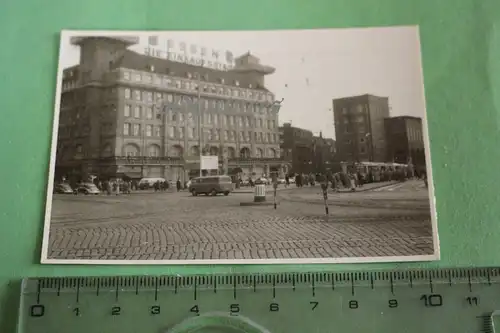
[{"left": 46, "top": 179, "right": 434, "bottom": 261}]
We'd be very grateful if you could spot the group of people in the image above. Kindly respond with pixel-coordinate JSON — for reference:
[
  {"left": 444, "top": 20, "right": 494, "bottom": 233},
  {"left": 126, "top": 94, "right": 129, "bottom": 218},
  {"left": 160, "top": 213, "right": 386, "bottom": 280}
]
[
  {"left": 91, "top": 178, "right": 185, "bottom": 195},
  {"left": 282, "top": 166, "right": 427, "bottom": 192}
]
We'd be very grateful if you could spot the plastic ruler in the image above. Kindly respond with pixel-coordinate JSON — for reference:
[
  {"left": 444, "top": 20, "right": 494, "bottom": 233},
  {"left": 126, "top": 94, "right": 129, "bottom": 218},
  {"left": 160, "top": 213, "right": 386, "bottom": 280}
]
[{"left": 16, "top": 267, "right": 500, "bottom": 333}]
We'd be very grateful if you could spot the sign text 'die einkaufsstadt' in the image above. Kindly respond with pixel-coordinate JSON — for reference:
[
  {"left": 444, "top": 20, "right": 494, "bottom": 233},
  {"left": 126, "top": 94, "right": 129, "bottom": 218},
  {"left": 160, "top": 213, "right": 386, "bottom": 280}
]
[{"left": 144, "top": 46, "right": 235, "bottom": 71}]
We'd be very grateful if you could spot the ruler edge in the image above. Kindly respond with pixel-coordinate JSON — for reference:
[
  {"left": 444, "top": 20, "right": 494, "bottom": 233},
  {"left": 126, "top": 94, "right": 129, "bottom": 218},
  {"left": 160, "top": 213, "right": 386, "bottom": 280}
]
[{"left": 20, "top": 266, "right": 500, "bottom": 292}]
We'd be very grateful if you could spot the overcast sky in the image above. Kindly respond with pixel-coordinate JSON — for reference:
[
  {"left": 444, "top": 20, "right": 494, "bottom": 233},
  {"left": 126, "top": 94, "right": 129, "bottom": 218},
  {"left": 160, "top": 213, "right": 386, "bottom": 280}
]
[{"left": 59, "top": 27, "right": 426, "bottom": 140}]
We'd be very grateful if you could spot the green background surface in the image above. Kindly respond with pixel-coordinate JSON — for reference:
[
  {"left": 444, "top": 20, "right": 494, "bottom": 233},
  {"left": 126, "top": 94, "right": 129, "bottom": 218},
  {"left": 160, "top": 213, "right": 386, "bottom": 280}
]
[{"left": 1, "top": 0, "right": 499, "bottom": 331}]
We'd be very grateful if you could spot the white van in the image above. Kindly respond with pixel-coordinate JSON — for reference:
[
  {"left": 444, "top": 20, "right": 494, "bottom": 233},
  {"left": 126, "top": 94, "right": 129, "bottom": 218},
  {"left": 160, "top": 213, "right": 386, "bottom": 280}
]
[{"left": 138, "top": 177, "right": 166, "bottom": 190}]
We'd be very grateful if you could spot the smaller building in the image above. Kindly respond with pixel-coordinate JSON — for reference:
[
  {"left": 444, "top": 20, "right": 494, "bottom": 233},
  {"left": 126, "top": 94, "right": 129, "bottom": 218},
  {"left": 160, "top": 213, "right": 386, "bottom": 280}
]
[
  {"left": 384, "top": 116, "right": 426, "bottom": 169},
  {"left": 312, "top": 133, "right": 338, "bottom": 173},
  {"left": 279, "top": 123, "right": 314, "bottom": 174}
]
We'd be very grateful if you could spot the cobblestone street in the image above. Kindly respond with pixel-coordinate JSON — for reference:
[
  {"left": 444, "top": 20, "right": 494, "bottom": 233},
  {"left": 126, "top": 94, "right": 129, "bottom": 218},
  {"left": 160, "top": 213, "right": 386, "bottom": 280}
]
[{"left": 46, "top": 180, "right": 435, "bottom": 260}]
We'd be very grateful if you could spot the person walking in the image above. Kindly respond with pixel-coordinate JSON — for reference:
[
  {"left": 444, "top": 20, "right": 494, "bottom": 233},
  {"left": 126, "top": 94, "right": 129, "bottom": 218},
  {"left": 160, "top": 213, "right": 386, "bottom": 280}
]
[{"left": 176, "top": 178, "right": 181, "bottom": 192}]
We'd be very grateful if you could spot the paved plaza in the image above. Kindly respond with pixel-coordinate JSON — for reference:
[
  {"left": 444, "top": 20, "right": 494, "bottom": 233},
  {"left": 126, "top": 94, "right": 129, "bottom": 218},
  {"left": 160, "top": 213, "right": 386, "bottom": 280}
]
[{"left": 46, "top": 179, "right": 434, "bottom": 260}]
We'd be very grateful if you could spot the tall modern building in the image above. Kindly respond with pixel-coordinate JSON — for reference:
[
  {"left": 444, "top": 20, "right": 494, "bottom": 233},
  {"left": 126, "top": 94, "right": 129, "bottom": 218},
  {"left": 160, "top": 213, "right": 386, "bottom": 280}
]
[
  {"left": 332, "top": 94, "right": 390, "bottom": 163},
  {"left": 56, "top": 36, "right": 286, "bottom": 183},
  {"left": 384, "top": 116, "right": 426, "bottom": 168}
]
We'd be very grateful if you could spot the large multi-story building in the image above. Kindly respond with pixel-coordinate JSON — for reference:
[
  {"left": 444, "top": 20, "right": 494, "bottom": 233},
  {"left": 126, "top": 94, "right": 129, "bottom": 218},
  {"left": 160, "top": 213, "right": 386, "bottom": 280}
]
[
  {"left": 55, "top": 36, "right": 287, "bottom": 183},
  {"left": 384, "top": 116, "right": 426, "bottom": 168},
  {"left": 279, "top": 123, "right": 314, "bottom": 174},
  {"left": 332, "top": 94, "right": 390, "bottom": 163}
]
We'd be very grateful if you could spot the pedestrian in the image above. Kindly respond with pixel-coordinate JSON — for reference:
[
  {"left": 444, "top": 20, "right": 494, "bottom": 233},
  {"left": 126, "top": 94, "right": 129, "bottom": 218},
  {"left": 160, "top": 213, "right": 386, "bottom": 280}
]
[
  {"left": 285, "top": 174, "right": 290, "bottom": 187},
  {"left": 176, "top": 178, "right": 181, "bottom": 192}
]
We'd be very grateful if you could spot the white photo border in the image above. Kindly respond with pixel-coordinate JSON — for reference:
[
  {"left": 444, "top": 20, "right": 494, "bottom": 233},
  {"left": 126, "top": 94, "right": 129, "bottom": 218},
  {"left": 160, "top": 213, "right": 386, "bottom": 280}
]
[{"left": 40, "top": 27, "right": 440, "bottom": 265}]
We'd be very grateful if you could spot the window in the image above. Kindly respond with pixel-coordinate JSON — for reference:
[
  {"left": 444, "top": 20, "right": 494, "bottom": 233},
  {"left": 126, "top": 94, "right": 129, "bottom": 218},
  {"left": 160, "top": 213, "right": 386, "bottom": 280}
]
[
  {"left": 146, "top": 125, "right": 153, "bottom": 137},
  {"left": 204, "top": 99, "right": 209, "bottom": 108},
  {"left": 169, "top": 126, "right": 175, "bottom": 138},
  {"left": 179, "top": 127, "right": 185, "bottom": 139},
  {"left": 123, "top": 71, "right": 130, "bottom": 80},
  {"left": 258, "top": 119, "right": 263, "bottom": 127},
  {"left": 123, "top": 123, "right": 131, "bottom": 135},
  {"left": 214, "top": 129, "right": 219, "bottom": 140},
  {"left": 259, "top": 133, "right": 263, "bottom": 141},
  {"left": 167, "top": 94, "right": 173, "bottom": 103},
  {"left": 224, "top": 130, "right": 229, "bottom": 140},
  {"left": 124, "top": 105, "right": 131, "bottom": 117},
  {"left": 148, "top": 146, "right": 159, "bottom": 157},
  {"left": 124, "top": 88, "right": 131, "bottom": 99},
  {"left": 146, "top": 92, "right": 153, "bottom": 102},
  {"left": 164, "top": 78, "right": 172, "bottom": 87},
  {"left": 238, "top": 117, "right": 243, "bottom": 127},
  {"left": 155, "top": 92, "right": 162, "bottom": 101},
  {"left": 146, "top": 107, "right": 153, "bottom": 119},
  {"left": 154, "top": 76, "right": 161, "bottom": 85},
  {"left": 154, "top": 126, "right": 161, "bottom": 137},
  {"left": 134, "top": 106, "right": 141, "bottom": 118},
  {"left": 213, "top": 114, "right": 218, "bottom": 125},
  {"left": 134, "top": 90, "right": 141, "bottom": 101},
  {"left": 144, "top": 75, "right": 152, "bottom": 83},
  {"left": 134, "top": 73, "right": 141, "bottom": 81},
  {"left": 240, "top": 132, "right": 244, "bottom": 141},
  {"left": 267, "top": 133, "right": 271, "bottom": 142},
  {"left": 223, "top": 115, "right": 228, "bottom": 126},
  {"left": 189, "top": 127, "right": 195, "bottom": 139},
  {"left": 175, "top": 80, "right": 181, "bottom": 89},
  {"left": 171, "top": 112, "right": 177, "bottom": 122},
  {"left": 133, "top": 124, "right": 140, "bottom": 136}
]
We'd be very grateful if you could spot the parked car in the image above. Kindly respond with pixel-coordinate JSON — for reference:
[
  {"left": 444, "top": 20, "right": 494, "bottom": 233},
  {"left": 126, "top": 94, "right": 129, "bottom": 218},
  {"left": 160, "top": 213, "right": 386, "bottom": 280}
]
[
  {"left": 138, "top": 177, "right": 166, "bottom": 190},
  {"left": 53, "top": 183, "right": 74, "bottom": 194},
  {"left": 75, "top": 183, "right": 100, "bottom": 195},
  {"left": 277, "top": 178, "right": 286, "bottom": 184},
  {"left": 188, "top": 175, "right": 233, "bottom": 196},
  {"left": 254, "top": 177, "right": 270, "bottom": 185}
]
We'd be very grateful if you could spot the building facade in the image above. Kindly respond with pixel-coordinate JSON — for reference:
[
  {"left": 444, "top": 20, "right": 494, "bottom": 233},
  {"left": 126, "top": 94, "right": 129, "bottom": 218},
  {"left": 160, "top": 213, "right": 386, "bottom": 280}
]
[
  {"left": 332, "top": 94, "right": 390, "bottom": 163},
  {"left": 56, "top": 36, "right": 287, "bottom": 183},
  {"left": 384, "top": 116, "right": 426, "bottom": 168},
  {"left": 312, "top": 135, "right": 338, "bottom": 173},
  {"left": 279, "top": 123, "right": 315, "bottom": 174}
]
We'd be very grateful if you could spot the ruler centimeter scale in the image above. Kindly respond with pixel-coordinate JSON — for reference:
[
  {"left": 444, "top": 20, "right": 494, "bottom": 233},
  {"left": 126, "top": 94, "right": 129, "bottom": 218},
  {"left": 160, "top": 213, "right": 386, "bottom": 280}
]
[{"left": 17, "top": 267, "right": 500, "bottom": 333}]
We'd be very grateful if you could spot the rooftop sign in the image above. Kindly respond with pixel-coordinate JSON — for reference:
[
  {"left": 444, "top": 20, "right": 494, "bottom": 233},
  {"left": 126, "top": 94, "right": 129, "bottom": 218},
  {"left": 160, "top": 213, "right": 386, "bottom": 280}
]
[{"left": 145, "top": 36, "right": 235, "bottom": 71}]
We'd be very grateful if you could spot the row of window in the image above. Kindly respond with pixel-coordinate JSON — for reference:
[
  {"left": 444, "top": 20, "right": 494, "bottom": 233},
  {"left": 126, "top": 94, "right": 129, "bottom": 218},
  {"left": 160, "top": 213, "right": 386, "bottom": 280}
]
[
  {"left": 123, "top": 123, "right": 279, "bottom": 143},
  {"left": 123, "top": 89, "right": 277, "bottom": 115},
  {"left": 124, "top": 104, "right": 277, "bottom": 129},
  {"left": 122, "top": 70, "right": 274, "bottom": 103},
  {"left": 62, "top": 144, "right": 280, "bottom": 160}
]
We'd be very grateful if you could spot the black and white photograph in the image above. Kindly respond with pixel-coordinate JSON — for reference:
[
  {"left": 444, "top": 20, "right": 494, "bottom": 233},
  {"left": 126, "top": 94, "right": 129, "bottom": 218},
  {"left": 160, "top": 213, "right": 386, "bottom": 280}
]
[{"left": 41, "top": 27, "right": 439, "bottom": 264}]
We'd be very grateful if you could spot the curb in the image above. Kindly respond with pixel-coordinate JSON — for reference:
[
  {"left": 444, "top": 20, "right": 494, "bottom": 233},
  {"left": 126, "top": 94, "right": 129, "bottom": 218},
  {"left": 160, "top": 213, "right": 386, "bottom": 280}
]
[{"left": 333, "top": 181, "right": 401, "bottom": 193}]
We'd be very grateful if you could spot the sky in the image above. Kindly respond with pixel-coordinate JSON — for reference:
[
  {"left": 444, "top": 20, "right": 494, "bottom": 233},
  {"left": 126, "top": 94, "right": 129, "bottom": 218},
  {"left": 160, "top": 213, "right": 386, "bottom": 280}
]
[{"left": 59, "top": 27, "right": 427, "bottom": 140}]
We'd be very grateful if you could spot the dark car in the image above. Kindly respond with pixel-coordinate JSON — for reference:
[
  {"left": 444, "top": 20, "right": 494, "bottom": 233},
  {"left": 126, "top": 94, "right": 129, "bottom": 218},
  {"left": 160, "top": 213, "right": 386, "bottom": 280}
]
[
  {"left": 53, "top": 183, "right": 74, "bottom": 194},
  {"left": 74, "top": 183, "right": 101, "bottom": 195}
]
